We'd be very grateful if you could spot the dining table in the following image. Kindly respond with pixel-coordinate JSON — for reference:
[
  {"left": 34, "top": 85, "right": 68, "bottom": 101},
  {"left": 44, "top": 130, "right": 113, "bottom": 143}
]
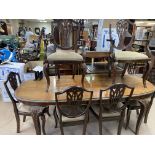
[{"left": 15, "top": 74, "right": 155, "bottom": 135}]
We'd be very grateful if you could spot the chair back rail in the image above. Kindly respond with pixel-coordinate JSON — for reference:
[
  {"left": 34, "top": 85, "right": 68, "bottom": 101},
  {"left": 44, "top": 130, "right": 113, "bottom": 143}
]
[
  {"left": 55, "top": 86, "right": 93, "bottom": 118},
  {"left": 99, "top": 83, "right": 134, "bottom": 111}
]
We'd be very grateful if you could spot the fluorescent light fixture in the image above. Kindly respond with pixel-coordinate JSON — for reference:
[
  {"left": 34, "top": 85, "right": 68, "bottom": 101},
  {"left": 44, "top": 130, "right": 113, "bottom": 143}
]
[
  {"left": 135, "top": 21, "right": 145, "bottom": 24},
  {"left": 40, "top": 20, "right": 47, "bottom": 23}
]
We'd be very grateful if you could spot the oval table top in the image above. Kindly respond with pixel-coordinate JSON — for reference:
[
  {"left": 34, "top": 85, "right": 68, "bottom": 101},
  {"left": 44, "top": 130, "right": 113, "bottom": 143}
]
[{"left": 15, "top": 74, "right": 155, "bottom": 106}]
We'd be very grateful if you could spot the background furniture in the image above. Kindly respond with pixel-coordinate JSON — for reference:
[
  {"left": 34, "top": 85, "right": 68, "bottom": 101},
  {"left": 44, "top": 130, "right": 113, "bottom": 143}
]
[
  {"left": 54, "top": 86, "right": 93, "bottom": 134},
  {"left": 84, "top": 51, "right": 111, "bottom": 75},
  {"left": 15, "top": 74, "right": 155, "bottom": 134},
  {"left": 4, "top": 72, "right": 50, "bottom": 134}
]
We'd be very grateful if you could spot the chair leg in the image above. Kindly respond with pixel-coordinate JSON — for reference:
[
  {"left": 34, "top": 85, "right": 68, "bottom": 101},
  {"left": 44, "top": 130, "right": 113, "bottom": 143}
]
[
  {"left": 99, "top": 107, "right": 103, "bottom": 135},
  {"left": 136, "top": 109, "right": 140, "bottom": 115},
  {"left": 41, "top": 114, "right": 46, "bottom": 135},
  {"left": 15, "top": 113, "right": 20, "bottom": 133},
  {"left": 23, "top": 115, "right": 26, "bottom": 122},
  {"left": 135, "top": 104, "right": 145, "bottom": 135},
  {"left": 144, "top": 101, "right": 153, "bottom": 124},
  {"left": 59, "top": 118, "right": 64, "bottom": 135},
  {"left": 53, "top": 107, "right": 58, "bottom": 128},
  {"left": 46, "top": 107, "right": 51, "bottom": 117},
  {"left": 83, "top": 114, "right": 88, "bottom": 135},
  {"left": 125, "top": 109, "right": 131, "bottom": 129},
  {"left": 117, "top": 110, "right": 125, "bottom": 135}
]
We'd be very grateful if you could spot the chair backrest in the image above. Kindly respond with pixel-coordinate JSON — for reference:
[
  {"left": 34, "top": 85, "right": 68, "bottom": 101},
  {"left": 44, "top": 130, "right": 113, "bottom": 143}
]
[
  {"left": 109, "top": 19, "right": 136, "bottom": 52},
  {"left": 4, "top": 72, "right": 21, "bottom": 104},
  {"left": 99, "top": 83, "right": 134, "bottom": 111},
  {"left": 55, "top": 86, "right": 93, "bottom": 118}
]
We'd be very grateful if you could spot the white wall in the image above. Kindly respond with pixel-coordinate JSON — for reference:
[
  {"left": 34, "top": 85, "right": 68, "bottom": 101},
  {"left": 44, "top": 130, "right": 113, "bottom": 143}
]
[{"left": 24, "top": 21, "right": 51, "bottom": 34}]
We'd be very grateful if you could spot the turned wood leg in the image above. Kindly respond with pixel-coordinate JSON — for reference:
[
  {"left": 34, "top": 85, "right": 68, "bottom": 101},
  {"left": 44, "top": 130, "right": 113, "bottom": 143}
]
[
  {"left": 32, "top": 110, "right": 41, "bottom": 135},
  {"left": 112, "top": 62, "right": 117, "bottom": 84},
  {"left": 99, "top": 104, "right": 103, "bottom": 135},
  {"left": 45, "top": 106, "right": 51, "bottom": 117},
  {"left": 83, "top": 113, "right": 88, "bottom": 135},
  {"left": 125, "top": 109, "right": 131, "bottom": 129},
  {"left": 15, "top": 113, "right": 20, "bottom": 133},
  {"left": 144, "top": 95, "right": 154, "bottom": 123},
  {"left": 136, "top": 109, "right": 140, "bottom": 115},
  {"left": 117, "top": 110, "right": 125, "bottom": 135},
  {"left": 81, "top": 63, "right": 86, "bottom": 86},
  {"left": 121, "top": 63, "right": 129, "bottom": 78},
  {"left": 135, "top": 103, "right": 145, "bottom": 135},
  {"left": 43, "top": 62, "right": 50, "bottom": 92},
  {"left": 142, "top": 61, "right": 152, "bottom": 88},
  {"left": 23, "top": 115, "right": 26, "bottom": 122},
  {"left": 59, "top": 116, "right": 64, "bottom": 135},
  {"left": 53, "top": 106, "right": 58, "bottom": 128},
  {"left": 41, "top": 115, "right": 46, "bottom": 135},
  {"left": 56, "top": 64, "right": 60, "bottom": 79}
]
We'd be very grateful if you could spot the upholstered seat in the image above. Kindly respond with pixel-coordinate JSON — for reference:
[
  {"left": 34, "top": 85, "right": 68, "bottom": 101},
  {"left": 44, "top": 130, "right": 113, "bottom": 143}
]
[
  {"left": 17, "top": 102, "right": 45, "bottom": 113},
  {"left": 62, "top": 115, "right": 85, "bottom": 122},
  {"left": 91, "top": 104, "right": 121, "bottom": 118},
  {"left": 47, "top": 50, "right": 83, "bottom": 61},
  {"left": 115, "top": 51, "right": 149, "bottom": 61}
]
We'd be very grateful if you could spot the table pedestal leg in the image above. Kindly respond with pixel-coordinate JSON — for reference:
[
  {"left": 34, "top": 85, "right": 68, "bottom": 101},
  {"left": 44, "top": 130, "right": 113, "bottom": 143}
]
[{"left": 32, "top": 110, "right": 41, "bottom": 135}]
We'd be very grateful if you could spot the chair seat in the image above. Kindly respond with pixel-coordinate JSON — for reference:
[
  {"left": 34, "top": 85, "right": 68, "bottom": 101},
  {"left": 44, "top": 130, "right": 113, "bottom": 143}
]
[
  {"left": 56, "top": 105, "right": 85, "bottom": 122},
  {"left": 127, "top": 98, "right": 151, "bottom": 110},
  {"left": 91, "top": 104, "right": 120, "bottom": 118},
  {"left": 115, "top": 51, "right": 149, "bottom": 61},
  {"left": 47, "top": 50, "right": 83, "bottom": 61},
  {"left": 62, "top": 115, "right": 85, "bottom": 122},
  {"left": 17, "top": 103, "right": 45, "bottom": 113}
]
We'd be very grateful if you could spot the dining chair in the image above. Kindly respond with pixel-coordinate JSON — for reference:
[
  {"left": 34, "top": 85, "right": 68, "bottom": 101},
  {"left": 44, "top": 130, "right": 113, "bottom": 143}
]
[
  {"left": 53, "top": 86, "right": 93, "bottom": 135},
  {"left": 4, "top": 72, "right": 50, "bottom": 134},
  {"left": 125, "top": 91, "right": 155, "bottom": 134},
  {"left": 90, "top": 83, "right": 134, "bottom": 135}
]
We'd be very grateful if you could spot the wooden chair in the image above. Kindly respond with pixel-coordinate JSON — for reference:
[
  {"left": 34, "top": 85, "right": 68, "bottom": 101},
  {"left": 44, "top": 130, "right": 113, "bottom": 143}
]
[
  {"left": 91, "top": 83, "right": 134, "bottom": 135},
  {"left": 125, "top": 91, "right": 155, "bottom": 134},
  {"left": 53, "top": 86, "right": 93, "bottom": 135},
  {"left": 4, "top": 72, "right": 50, "bottom": 134}
]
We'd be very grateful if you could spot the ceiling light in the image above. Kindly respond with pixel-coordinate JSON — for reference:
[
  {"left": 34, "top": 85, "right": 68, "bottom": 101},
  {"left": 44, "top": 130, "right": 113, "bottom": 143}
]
[{"left": 40, "top": 20, "right": 47, "bottom": 23}]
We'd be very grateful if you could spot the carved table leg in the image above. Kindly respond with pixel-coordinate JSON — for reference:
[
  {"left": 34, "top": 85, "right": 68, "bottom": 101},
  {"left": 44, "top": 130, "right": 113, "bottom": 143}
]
[
  {"left": 32, "top": 110, "right": 41, "bottom": 135},
  {"left": 142, "top": 61, "right": 152, "bottom": 88},
  {"left": 43, "top": 61, "right": 50, "bottom": 92},
  {"left": 121, "top": 63, "right": 129, "bottom": 78}
]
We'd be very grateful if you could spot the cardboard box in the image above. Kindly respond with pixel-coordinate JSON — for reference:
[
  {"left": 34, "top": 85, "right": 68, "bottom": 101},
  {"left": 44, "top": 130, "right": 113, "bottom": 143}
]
[
  {"left": 23, "top": 72, "right": 35, "bottom": 81},
  {"left": 0, "top": 80, "right": 15, "bottom": 102},
  {"left": 0, "top": 62, "right": 25, "bottom": 81},
  {"left": 0, "top": 63, "right": 25, "bottom": 102}
]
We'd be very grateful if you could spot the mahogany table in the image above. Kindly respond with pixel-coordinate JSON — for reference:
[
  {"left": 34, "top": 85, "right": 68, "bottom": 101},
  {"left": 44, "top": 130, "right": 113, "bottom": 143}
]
[{"left": 15, "top": 74, "right": 155, "bottom": 135}]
